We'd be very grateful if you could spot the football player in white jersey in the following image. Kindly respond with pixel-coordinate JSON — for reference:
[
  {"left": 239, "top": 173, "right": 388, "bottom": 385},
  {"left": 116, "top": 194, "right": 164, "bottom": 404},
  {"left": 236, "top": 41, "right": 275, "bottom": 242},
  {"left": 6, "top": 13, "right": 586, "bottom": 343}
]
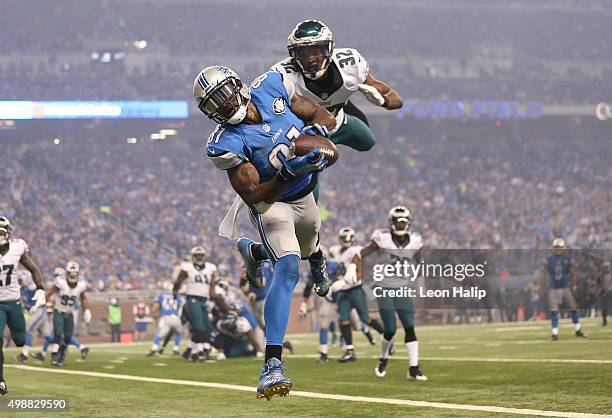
[
  {"left": 173, "top": 246, "right": 217, "bottom": 362},
  {"left": 272, "top": 20, "right": 403, "bottom": 160},
  {"left": 0, "top": 216, "right": 46, "bottom": 394},
  {"left": 327, "top": 227, "right": 385, "bottom": 363},
  {"left": 355, "top": 207, "right": 427, "bottom": 381},
  {"left": 45, "top": 261, "right": 92, "bottom": 367}
]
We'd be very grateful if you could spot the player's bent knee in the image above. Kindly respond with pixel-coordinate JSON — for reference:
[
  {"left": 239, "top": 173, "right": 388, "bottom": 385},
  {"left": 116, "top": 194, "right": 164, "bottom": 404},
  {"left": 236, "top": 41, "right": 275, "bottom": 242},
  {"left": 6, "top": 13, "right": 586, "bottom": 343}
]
[{"left": 383, "top": 332, "right": 395, "bottom": 341}]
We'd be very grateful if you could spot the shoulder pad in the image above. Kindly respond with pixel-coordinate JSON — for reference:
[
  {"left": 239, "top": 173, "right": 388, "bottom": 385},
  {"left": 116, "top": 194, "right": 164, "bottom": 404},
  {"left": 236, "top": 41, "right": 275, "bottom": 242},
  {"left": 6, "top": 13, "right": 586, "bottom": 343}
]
[{"left": 206, "top": 126, "right": 248, "bottom": 170}]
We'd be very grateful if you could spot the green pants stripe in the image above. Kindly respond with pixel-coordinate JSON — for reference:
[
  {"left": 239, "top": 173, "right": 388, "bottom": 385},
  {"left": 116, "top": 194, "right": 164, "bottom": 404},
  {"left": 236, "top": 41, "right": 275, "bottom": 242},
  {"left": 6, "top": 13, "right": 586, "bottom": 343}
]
[
  {"left": 375, "top": 288, "right": 415, "bottom": 335},
  {"left": 0, "top": 300, "right": 26, "bottom": 346},
  {"left": 53, "top": 310, "right": 74, "bottom": 346},
  {"left": 184, "top": 296, "right": 211, "bottom": 343},
  {"left": 337, "top": 286, "right": 370, "bottom": 323}
]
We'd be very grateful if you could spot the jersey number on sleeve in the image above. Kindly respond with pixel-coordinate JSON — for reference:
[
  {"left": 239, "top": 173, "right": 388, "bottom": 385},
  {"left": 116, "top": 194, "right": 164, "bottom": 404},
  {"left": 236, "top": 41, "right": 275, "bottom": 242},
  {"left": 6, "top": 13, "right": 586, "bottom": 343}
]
[
  {"left": 336, "top": 51, "right": 356, "bottom": 68},
  {"left": 0, "top": 265, "right": 14, "bottom": 286}
]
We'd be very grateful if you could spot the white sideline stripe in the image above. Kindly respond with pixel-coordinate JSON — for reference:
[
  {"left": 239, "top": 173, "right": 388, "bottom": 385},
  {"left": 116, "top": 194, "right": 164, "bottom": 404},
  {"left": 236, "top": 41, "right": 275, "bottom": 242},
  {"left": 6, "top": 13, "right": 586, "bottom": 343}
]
[
  {"left": 286, "top": 354, "right": 612, "bottom": 364},
  {"left": 7, "top": 365, "right": 610, "bottom": 418}
]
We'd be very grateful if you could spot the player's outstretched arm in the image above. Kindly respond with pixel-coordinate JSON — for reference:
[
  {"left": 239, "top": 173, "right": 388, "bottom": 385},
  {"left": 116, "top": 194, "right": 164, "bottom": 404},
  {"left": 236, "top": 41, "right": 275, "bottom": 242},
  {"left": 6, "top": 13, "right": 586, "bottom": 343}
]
[
  {"left": 359, "top": 73, "right": 403, "bottom": 110},
  {"left": 290, "top": 94, "right": 336, "bottom": 131},
  {"left": 357, "top": 241, "right": 380, "bottom": 280},
  {"left": 20, "top": 253, "right": 44, "bottom": 290},
  {"left": 173, "top": 270, "right": 188, "bottom": 298},
  {"left": 227, "top": 162, "right": 287, "bottom": 205}
]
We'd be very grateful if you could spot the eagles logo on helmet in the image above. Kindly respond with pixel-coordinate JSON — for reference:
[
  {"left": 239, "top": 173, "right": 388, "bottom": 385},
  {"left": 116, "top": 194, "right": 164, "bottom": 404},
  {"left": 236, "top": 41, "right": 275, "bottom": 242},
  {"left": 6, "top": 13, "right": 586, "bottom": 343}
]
[
  {"left": 190, "top": 245, "right": 207, "bottom": 270},
  {"left": 0, "top": 216, "right": 12, "bottom": 247},
  {"left": 388, "top": 206, "right": 412, "bottom": 236},
  {"left": 65, "top": 260, "right": 80, "bottom": 288},
  {"left": 339, "top": 226, "right": 356, "bottom": 248},
  {"left": 287, "top": 19, "right": 334, "bottom": 80}
]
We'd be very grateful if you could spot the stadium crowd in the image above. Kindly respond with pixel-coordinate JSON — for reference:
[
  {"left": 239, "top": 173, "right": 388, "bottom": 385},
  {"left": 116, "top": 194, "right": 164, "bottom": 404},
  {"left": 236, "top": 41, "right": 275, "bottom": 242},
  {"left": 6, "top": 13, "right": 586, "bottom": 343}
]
[
  {"left": 1, "top": 0, "right": 610, "bottom": 103},
  {"left": 1, "top": 117, "right": 610, "bottom": 299}
]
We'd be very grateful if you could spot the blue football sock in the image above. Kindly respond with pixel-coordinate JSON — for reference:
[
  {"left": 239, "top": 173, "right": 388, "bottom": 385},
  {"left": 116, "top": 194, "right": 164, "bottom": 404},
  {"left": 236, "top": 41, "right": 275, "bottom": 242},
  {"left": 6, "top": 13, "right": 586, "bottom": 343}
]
[
  {"left": 319, "top": 328, "right": 328, "bottom": 345},
  {"left": 550, "top": 310, "right": 559, "bottom": 329},
  {"left": 263, "top": 255, "right": 300, "bottom": 346},
  {"left": 70, "top": 336, "right": 81, "bottom": 348},
  {"left": 570, "top": 309, "right": 580, "bottom": 324},
  {"left": 25, "top": 332, "right": 32, "bottom": 347},
  {"left": 43, "top": 334, "right": 53, "bottom": 352}
]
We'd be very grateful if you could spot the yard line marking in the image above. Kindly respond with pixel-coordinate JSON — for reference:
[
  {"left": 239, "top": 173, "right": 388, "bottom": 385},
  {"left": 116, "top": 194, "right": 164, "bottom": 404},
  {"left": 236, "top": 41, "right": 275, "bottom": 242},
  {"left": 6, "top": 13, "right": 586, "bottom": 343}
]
[{"left": 7, "top": 365, "right": 610, "bottom": 418}]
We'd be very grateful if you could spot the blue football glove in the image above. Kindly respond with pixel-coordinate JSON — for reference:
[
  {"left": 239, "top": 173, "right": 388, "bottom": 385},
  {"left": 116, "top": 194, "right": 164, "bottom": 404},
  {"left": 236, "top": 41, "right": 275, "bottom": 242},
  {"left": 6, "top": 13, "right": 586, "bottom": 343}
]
[
  {"left": 278, "top": 146, "right": 328, "bottom": 181},
  {"left": 301, "top": 123, "right": 330, "bottom": 138}
]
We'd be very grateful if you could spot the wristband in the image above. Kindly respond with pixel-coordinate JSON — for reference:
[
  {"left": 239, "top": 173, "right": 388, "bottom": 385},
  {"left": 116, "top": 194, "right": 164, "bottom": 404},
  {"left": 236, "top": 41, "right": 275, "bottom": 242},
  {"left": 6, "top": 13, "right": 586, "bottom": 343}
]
[{"left": 382, "top": 95, "right": 389, "bottom": 108}]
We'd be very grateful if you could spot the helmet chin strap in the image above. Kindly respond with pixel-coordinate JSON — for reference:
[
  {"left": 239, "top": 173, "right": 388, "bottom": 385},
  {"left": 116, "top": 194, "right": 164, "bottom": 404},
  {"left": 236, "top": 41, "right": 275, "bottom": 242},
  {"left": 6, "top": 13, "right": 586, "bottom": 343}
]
[{"left": 226, "top": 104, "right": 248, "bottom": 124}]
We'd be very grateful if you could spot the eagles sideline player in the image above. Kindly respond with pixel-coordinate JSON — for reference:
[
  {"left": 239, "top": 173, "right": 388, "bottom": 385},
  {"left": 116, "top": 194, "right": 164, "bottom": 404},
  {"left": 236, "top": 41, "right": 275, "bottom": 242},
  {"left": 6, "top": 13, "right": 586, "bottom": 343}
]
[
  {"left": 195, "top": 65, "right": 335, "bottom": 399},
  {"left": 539, "top": 238, "right": 586, "bottom": 340},
  {"left": 173, "top": 246, "right": 217, "bottom": 362},
  {"left": 46, "top": 261, "right": 92, "bottom": 367},
  {"left": 328, "top": 227, "right": 385, "bottom": 363},
  {"left": 354, "top": 207, "right": 427, "bottom": 380},
  {"left": 0, "top": 217, "right": 45, "bottom": 394},
  {"left": 272, "top": 20, "right": 403, "bottom": 156}
]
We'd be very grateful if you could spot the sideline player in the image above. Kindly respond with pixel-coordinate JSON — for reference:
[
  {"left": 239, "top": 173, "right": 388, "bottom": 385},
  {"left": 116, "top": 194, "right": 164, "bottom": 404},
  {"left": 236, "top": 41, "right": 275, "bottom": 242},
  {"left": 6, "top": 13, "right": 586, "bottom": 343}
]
[
  {"left": 0, "top": 216, "right": 46, "bottom": 394},
  {"left": 173, "top": 246, "right": 216, "bottom": 362},
  {"left": 195, "top": 65, "right": 335, "bottom": 399},
  {"left": 354, "top": 207, "right": 427, "bottom": 380},
  {"left": 539, "top": 238, "right": 586, "bottom": 340},
  {"left": 148, "top": 282, "right": 183, "bottom": 356},
  {"left": 46, "top": 261, "right": 92, "bottom": 367}
]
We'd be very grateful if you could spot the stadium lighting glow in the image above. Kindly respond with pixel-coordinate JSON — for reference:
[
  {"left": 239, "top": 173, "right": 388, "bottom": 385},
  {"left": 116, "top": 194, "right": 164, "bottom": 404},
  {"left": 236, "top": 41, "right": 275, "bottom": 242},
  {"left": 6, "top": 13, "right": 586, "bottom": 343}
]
[
  {"left": 134, "top": 40, "right": 148, "bottom": 49},
  {"left": 150, "top": 133, "right": 162, "bottom": 140},
  {"left": 126, "top": 137, "right": 138, "bottom": 144},
  {"left": 53, "top": 138, "right": 61, "bottom": 145},
  {"left": 159, "top": 129, "right": 177, "bottom": 136}
]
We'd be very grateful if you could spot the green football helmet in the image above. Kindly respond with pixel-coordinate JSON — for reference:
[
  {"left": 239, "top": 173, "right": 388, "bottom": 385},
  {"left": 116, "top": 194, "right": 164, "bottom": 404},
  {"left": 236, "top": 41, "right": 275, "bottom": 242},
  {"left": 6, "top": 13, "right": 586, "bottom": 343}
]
[
  {"left": 190, "top": 246, "right": 207, "bottom": 269},
  {"left": 339, "top": 226, "right": 356, "bottom": 248},
  {"left": 65, "top": 261, "right": 80, "bottom": 287},
  {"left": 389, "top": 206, "right": 412, "bottom": 237},
  {"left": 0, "top": 216, "right": 12, "bottom": 246},
  {"left": 287, "top": 19, "right": 334, "bottom": 80}
]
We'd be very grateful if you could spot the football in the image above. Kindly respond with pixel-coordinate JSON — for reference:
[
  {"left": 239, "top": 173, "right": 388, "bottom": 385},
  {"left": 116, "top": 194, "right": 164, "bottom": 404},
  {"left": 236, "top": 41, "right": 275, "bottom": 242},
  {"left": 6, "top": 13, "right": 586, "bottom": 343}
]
[{"left": 293, "top": 133, "right": 339, "bottom": 166}]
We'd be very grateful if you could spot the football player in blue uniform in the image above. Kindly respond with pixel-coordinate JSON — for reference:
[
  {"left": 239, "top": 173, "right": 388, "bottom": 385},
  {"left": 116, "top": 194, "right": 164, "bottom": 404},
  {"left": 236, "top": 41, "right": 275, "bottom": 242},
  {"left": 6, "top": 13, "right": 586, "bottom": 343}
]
[
  {"left": 194, "top": 65, "right": 335, "bottom": 400},
  {"left": 148, "top": 282, "right": 183, "bottom": 357},
  {"left": 539, "top": 238, "right": 586, "bottom": 340}
]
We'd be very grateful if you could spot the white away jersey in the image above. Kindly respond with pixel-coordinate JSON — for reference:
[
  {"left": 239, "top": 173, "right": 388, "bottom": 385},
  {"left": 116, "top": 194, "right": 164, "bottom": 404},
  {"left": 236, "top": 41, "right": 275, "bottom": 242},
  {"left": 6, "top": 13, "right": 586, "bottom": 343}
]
[
  {"left": 53, "top": 277, "right": 87, "bottom": 314},
  {"left": 0, "top": 239, "right": 29, "bottom": 302},
  {"left": 329, "top": 244, "right": 362, "bottom": 291},
  {"left": 370, "top": 229, "right": 423, "bottom": 289},
  {"left": 271, "top": 47, "right": 369, "bottom": 132},
  {"left": 181, "top": 261, "right": 216, "bottom": 298}
]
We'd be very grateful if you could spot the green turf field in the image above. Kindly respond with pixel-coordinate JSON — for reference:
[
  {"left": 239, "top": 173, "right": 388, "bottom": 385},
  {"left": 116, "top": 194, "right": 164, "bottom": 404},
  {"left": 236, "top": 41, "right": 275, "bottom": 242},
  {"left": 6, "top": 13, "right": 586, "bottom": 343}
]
[{"left": 2, "top": 318, "right": 611, "bottom": 417}]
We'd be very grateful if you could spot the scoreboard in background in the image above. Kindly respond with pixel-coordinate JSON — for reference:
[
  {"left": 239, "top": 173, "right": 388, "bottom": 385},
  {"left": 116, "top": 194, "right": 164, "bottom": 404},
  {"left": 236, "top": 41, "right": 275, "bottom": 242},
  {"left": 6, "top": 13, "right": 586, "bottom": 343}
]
[{"left": 0, "top": 101, "right": 188, "bottom": 120}]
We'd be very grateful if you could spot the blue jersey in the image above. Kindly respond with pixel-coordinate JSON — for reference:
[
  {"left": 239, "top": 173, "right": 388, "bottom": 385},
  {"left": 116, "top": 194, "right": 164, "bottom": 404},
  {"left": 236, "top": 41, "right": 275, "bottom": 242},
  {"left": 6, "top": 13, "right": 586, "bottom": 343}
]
[
  {"left": 546, "top": 254, "right": 572, "bottom": 289},
  {"left": 206, "top": 71, "right": 312, "bottom": 202},
  {"left": 157, "top": 293, "right": 182, "bottom": 316},
  {"left": 21, "top": 286, "right": 36, "bottom": 310}
]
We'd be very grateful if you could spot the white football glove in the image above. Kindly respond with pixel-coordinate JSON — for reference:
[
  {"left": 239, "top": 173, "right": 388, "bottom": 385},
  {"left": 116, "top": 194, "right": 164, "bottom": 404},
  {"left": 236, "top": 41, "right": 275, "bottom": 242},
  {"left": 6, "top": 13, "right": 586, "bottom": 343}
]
[
  {"left": 298, "top": 301, "right": 308, "bottom": 320},
  {"left": 32, "top": 289, "right": 46, "bottom": 312},
  {"left": 83, "top": 309, "right": 92, "bottom": 323},
  {"left": 343, "top": 263, "right": 358, "bottom": 285},
  {"left": 358, "top": 83, "right": 386, "bottom": 107}
]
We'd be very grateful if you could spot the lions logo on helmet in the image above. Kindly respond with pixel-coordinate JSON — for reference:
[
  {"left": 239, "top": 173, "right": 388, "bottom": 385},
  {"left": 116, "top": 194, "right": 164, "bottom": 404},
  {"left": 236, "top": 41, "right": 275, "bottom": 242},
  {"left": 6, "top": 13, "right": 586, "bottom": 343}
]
[
  {"left": 190, "top": 246, "right": 207, "bottom": 270},
  {"left": 65, "top": 261, "right": 80, "bottom": 288},
  {"left": 287, "top": 19, "right": 334, "bottom": 80},
  {"left": 193, "top": 66, "right": 251, "bottom": 124},
  {"left": 339, "top": 226, "right": 356, "bottom": 248},
  {"left": 0, "top": 216, "right": 12, "bottom": 247},
  {"left": 388, "top": 206, "right": 412, "bottom": 237}
]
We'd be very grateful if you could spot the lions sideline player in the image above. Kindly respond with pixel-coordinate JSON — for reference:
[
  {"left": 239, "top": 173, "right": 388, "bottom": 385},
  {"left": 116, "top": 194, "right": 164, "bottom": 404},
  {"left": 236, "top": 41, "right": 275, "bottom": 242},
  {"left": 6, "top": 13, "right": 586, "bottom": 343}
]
[
  {"left": 195, "top": 65, "right": 335, "bottom": 399},
  {"left": 539, "top": 238, "right": 586, "bottom": 340},
  {"left": 353, "top": 207, "right": 427, "bottom": 381},
  {"left": 0, "top": 217, "right": 46, "bottom": 394}
]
